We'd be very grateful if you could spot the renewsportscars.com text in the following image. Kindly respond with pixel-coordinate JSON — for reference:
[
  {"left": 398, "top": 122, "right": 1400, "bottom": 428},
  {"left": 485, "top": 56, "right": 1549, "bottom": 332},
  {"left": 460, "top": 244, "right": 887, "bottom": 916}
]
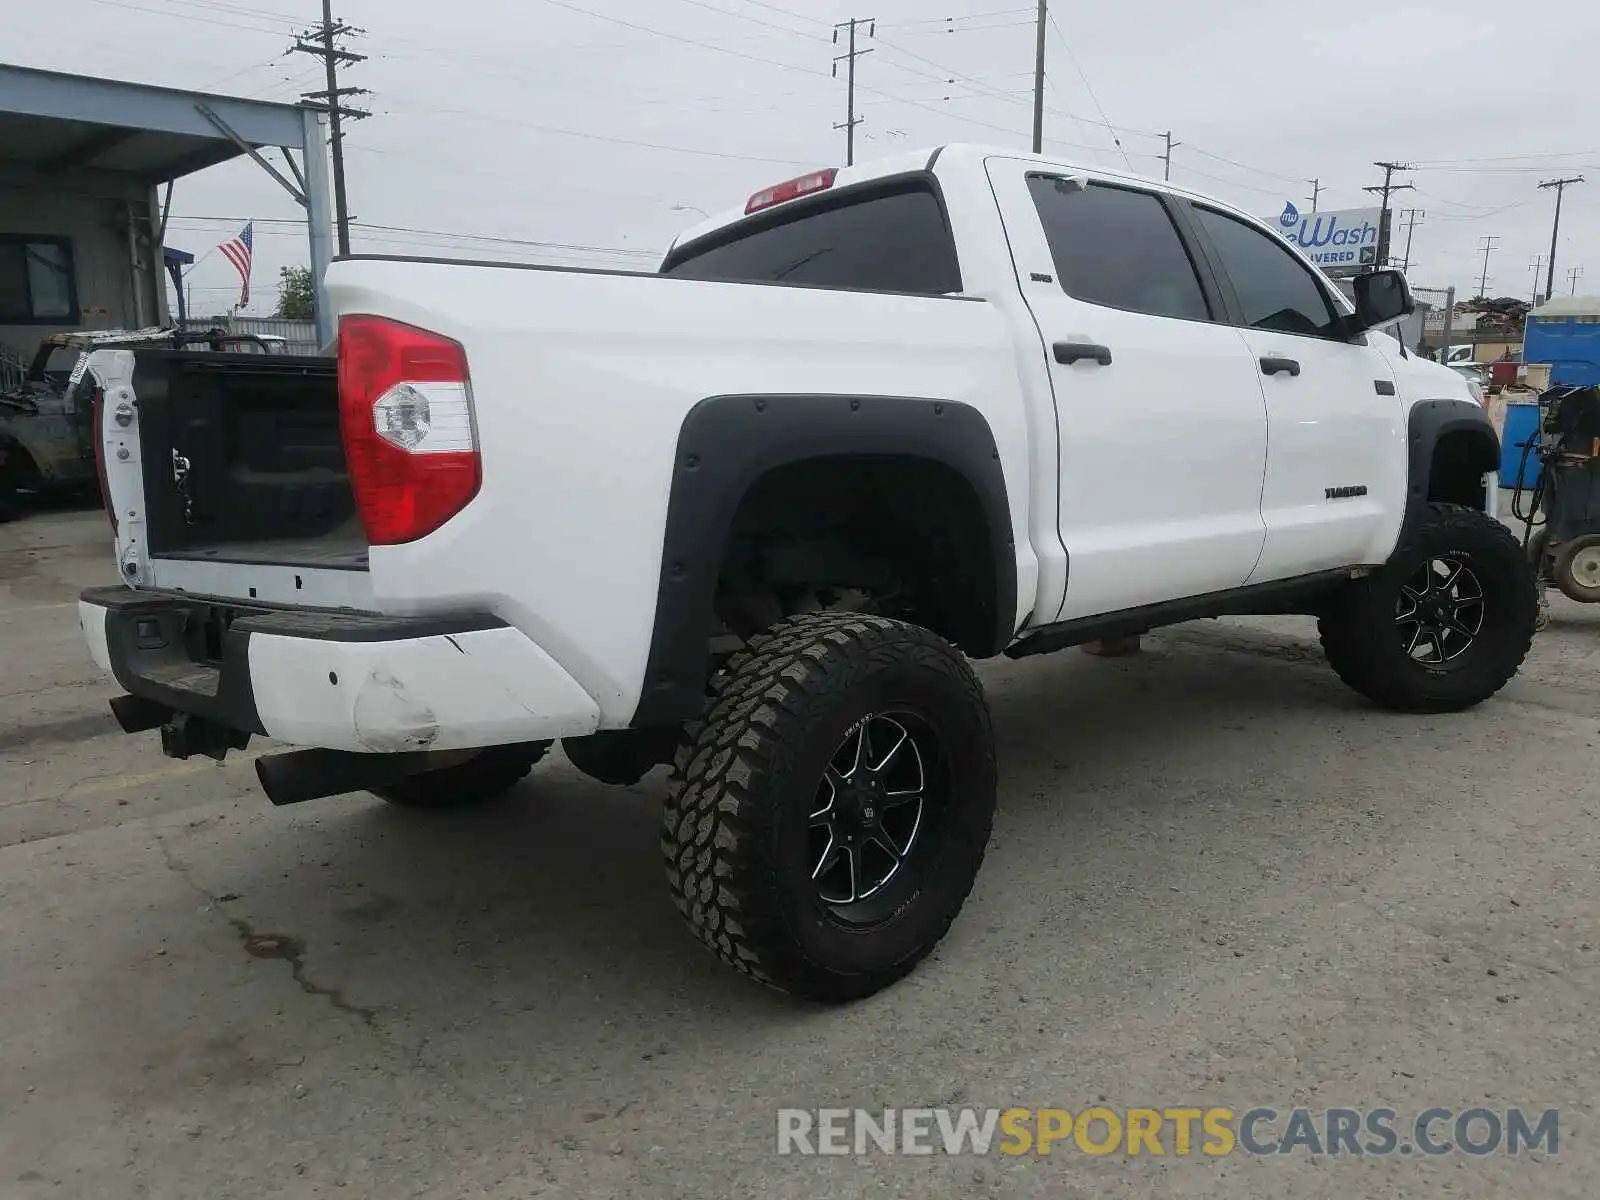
[{"left": 777, "top": 1106, "right": 1559, "bottom": 1158}]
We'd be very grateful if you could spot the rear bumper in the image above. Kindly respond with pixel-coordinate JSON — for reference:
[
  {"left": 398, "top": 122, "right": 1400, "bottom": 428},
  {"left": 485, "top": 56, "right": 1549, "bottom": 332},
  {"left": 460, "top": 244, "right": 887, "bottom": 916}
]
[{"left": 79, "top": 586, "right": 601, "bottom": 753}]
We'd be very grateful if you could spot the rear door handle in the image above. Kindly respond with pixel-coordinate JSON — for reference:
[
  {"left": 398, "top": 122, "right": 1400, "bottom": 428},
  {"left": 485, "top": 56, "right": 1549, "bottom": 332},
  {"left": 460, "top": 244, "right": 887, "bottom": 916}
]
[
  {"left": 1259, "top": 356, "right": 1301, "bottom": 377},
  {"left": 1054, "top": 342, "right": 1113, "bottom": 366}
]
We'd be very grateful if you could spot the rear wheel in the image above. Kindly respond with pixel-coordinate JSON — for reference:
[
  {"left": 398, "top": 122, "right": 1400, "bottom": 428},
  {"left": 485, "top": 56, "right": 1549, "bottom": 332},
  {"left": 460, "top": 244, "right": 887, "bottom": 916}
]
[
  {"left": 662, "top": 611, "right": 996, "bottom": 1003},
  {"left": 1552, "top": 534, "right": 1600, "bottom": 604},
  {"left": 373, "top": 742, "right": 550, "bottom": 809},
  {"left": 1319, "top": 503, "right": 1536, "bottom": 712}
]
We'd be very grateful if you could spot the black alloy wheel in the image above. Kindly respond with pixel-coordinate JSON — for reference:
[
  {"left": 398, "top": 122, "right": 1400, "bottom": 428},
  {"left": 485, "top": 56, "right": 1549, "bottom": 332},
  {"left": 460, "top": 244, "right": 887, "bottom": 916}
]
[
  {"left": 809, "top": 712, "right": 937, "bottom": 913},
  {"left": 1394, "top": 554, "right": 1486, "bottom": 666}
]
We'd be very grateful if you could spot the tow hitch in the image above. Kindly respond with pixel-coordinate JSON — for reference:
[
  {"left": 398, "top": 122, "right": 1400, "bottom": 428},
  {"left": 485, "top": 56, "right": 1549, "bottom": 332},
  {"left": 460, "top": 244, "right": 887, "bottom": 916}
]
[
  {"left": 161, "top": 711, "right": 252, "bottom": 762},
  {"left": 111, "top": 695, "right": 252, "bottom": 762}
]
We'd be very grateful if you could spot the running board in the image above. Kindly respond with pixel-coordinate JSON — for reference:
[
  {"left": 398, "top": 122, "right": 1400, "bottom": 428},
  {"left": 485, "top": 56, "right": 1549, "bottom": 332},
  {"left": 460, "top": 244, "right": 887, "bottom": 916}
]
[{"left": 1006, "top": 569, "right": 1353, "bottom": 659}]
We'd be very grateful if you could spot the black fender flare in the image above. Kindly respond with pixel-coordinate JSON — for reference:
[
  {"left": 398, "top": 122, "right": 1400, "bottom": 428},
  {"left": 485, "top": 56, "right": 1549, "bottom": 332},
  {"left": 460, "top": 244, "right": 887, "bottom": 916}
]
[
  {"left": 630, "top": 393, "right": 1017, "bottom": 728},
  {"left": 1396, "top": 398, "right": 1501, "bottom": 554}
]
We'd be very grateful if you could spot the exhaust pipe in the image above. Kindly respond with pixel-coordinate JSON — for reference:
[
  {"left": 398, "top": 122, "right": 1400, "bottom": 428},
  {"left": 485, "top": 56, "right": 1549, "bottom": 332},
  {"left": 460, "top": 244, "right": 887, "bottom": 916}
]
[
  {"left": 109, "top": 694, "right": 173, "bottom": 734},
  {"left": 255, "top": 747, "right": 474, "bottom": 806}
]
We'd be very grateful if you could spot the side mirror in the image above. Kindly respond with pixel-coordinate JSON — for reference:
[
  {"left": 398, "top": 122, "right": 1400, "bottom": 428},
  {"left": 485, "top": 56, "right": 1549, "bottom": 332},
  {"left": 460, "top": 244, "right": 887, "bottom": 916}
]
[{"left": 1352, "top": 268, "right": 1414, "bottom": 332}]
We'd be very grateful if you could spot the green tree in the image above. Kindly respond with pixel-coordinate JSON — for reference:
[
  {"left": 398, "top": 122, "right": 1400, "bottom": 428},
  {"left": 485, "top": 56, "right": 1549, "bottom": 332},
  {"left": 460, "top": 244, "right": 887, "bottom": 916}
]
[{"left": 274, "top": 265, "right": 315, "bottom": 320}]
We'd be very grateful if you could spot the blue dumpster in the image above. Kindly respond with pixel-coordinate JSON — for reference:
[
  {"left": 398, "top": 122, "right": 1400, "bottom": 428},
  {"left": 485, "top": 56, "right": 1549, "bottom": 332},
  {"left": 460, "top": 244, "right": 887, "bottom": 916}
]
[{"left": 1499, "top": 402, "right": 1542, "bottom": 489}]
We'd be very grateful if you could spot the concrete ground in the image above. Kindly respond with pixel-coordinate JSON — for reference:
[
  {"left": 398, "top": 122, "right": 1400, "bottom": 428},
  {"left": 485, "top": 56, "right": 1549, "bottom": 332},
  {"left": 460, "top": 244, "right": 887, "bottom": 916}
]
[{"left": 2, "top": 504, "right": 1597, "bottom": 1200}]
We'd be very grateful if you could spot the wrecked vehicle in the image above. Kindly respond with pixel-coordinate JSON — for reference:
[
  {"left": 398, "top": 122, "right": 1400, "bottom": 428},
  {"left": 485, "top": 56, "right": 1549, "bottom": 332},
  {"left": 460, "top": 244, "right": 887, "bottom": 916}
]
[{"left": 1, "top": 326, "right": 278, "bottom": 519}]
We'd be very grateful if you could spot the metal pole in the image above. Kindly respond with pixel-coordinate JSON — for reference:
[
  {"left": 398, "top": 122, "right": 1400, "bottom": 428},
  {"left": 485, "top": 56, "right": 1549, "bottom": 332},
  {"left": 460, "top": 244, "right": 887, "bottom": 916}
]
[
  {"left": 1365, "top": 162, "right": 1414, "bottom": 268},
  {"left": 845, "top": 19, "right": 857, "bottom": 167},
  {"left": 1438, "top": 286, "right": 1455, "bottom": 361},
  {"left": 1031, "top": 0, "right": 1047, "bottom": 154},
  {"left": 832, "top": 19, "right": 871, "bottom": 166},
  {"left": 1398, "top": 209, "right": 1423, "bottom": 272},
  {"left": 1546, "top": 184, "right": 1568, "bottom": 300},
  {"left": 322, "top": 0, "right": 352, "bottom": 256},
  {"left": 300, "top": 106, "right": 336, "bottom": 349}
]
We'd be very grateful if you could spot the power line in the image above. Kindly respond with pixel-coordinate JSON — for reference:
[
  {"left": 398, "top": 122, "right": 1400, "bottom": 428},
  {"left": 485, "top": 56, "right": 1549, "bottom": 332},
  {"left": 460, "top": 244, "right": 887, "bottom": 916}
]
[
  {"left": 1568, "top": 265, "right": 1585, "bottom": 295},
  {"left": 359, "top": 228, "right": 657, "bottom": 256},
  {"left": 167, "top": 215, "right": 660, "bottom": 259},
  {"left": 69, "top": 0, "right": 286, "bottom": 35},
  {"left": 147, "top": 0, "right": 298, "bottom": 21},
  {"left": 899, "top": 18, "right": 1034, "bottom": 32},
  {"left": 1181, "top": 144, "right": 1310, "bottom": 186},
  {"left": 1046, "top": 9, "right": 1132, "bottom": 169},
  {"left": 534, "top": 0, "right": 823, "bottom": 77},
  {"left": 871, "top": 33, "right": 1120, "bottom": 132},
  {"left": 738, "top": 0, "right": 833, "bottom": 27},
  {"left": 1411, "top": 188, "right": 1533, "bottom": 215},
  {"left": 369, "top": 104, "right": 815, "bottom": 166},
  {"left": 891, "top": 7, "right": 1034, "bottom": 24},
  {"left": 659, "top": 0, "right": 831, "bottom": 42},
  {"left": 1412, "top": 150, "right": 1598, "bottom": 166},
  {"left": 1166, "top": 165, "right": 1285, "bottom": 198},
  {"left": 853, "top": 76, "right": 1151, "bottom": 159},
  {"left": 195, "top": 51, "right": 293, "bottom": 91}
]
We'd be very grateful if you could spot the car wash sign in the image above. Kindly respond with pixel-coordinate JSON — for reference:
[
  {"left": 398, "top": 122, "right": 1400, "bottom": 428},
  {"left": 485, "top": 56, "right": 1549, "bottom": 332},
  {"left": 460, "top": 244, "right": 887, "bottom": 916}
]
[{"left": 1268, "top": 202, "right": 1381, "bottom": 275}]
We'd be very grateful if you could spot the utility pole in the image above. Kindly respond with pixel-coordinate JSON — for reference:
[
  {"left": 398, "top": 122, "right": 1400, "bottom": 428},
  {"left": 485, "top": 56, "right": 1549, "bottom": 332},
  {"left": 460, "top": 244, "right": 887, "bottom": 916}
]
[
  {"left": 1031, "top": 0, "right": 1047, "bottom": 154},
  {"left": 1396, "top": 208, "right": 1425, "bottom": 272},
  {"left": 1364, "top": 161, "right": 1414, "bottom": 267},
  {"left": 293, "top": 1, "right": 370, "bottom": 257},
  {"left": 1160, "top": 131, "right": 1180, "bottom": 181},
  {"left": 1568, "top": 265, "right": 1585, "bottom": 295},
  {"left": 1307, "top": 178, "right": 1321, "bottom": 213},
  {"left": 832, "top": 17, "right": 874, "bottom": 167},
  {"left": 1538, "top": 175, "right": 1584, "bottom": 301},
  {"left": 1529, "top": 254, "right": 1546, "bottom": 304},
  {"left": 1476, "top": 235, "right": 1499, "bottom": 300}
]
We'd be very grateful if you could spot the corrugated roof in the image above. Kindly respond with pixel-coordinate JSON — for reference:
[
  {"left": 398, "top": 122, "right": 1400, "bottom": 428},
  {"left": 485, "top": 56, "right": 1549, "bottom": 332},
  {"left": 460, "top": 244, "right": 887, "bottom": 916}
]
[
  {"left": 0, "top": 63, "right": 306, "bottom": 183},
  {"left": 1529, "top": 295, "right": 1600, "bottom": 319}
]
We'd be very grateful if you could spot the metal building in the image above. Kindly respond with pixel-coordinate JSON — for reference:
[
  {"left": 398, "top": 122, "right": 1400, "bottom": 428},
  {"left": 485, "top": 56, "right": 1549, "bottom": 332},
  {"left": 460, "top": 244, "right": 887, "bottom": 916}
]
[{"left": 0, "top": 63, "right": 334, "bottom": 379}]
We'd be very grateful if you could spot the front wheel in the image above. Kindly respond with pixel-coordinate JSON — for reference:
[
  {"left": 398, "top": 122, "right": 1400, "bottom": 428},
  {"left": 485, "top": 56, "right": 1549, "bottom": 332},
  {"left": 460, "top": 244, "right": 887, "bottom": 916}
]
[
  {"left": 662, "top": 612, "right": 996, "bottom": 1003},
  {"left": 1319, "top": 503, "right": 1537, "bottom": 713}
]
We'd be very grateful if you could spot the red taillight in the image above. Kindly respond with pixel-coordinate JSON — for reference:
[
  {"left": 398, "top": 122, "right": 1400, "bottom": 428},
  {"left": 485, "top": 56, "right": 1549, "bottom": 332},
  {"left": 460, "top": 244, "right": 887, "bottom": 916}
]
[
  {"left": 336, "top": 315, "right": 480, "bottom": 546},
  {"left": 745, "top": 167, "right": 838, "bottom": 214},
  {"left": 90, "top": 386, "right": 116, "bottom": 535}
]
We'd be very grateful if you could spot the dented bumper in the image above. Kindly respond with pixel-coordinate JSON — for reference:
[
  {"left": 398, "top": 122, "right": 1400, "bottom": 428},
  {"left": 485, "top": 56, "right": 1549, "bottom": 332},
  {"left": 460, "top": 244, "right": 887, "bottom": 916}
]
[{"left": 79, "top": 587, "right": 600, "bottom": 755}]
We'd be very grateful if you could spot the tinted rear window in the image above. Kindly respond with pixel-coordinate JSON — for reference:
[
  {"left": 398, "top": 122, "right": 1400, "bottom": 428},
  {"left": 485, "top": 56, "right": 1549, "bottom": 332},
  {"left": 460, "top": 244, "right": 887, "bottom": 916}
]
[{"left": 663, "top": 185, "right": 962, "bottom": 295}]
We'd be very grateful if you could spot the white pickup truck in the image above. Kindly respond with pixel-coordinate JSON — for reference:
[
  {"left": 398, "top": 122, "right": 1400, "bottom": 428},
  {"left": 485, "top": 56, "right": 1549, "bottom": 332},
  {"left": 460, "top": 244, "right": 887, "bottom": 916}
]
[{"left": 78, "top": 144, "right": 1535, "bottom": 1001}]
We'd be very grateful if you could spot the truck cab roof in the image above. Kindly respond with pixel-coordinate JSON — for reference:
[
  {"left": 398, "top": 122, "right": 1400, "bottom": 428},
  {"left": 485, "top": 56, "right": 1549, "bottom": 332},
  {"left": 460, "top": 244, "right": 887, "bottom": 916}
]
[{"left": 666, "top": 142, "right": 1243, "bottom": 265}]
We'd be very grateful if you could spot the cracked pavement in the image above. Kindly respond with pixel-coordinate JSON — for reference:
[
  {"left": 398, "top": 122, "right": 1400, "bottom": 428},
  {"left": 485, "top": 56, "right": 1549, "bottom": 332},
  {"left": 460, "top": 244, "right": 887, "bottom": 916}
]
[{"left": 2, "top": 506, "right": 1598, "bottom": 1199}]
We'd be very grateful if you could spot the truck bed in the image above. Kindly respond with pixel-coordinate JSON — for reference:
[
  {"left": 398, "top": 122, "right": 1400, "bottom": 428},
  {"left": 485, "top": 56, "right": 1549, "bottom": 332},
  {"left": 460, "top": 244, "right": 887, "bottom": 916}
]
[
  {"left": 127, "top": 352, "right": 361, "bottom": 568},
  {"left": 155, "top": 522, "right": 369, "bottom": 570}
]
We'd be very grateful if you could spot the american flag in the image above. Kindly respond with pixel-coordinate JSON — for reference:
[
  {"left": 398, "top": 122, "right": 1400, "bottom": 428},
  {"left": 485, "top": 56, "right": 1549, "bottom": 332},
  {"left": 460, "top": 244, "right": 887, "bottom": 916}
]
[{"left": 218, "top": 221, "right": 254, "bottom": 309}]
